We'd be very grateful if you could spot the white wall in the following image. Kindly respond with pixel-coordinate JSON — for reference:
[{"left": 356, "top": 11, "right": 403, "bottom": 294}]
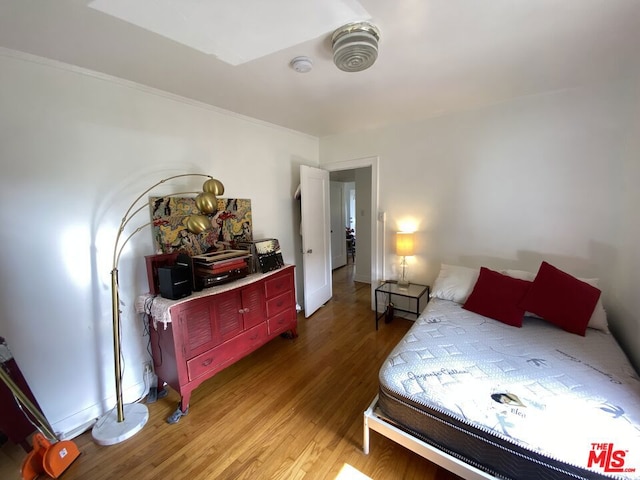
[
  {"left": 608, "top": 71, "right": 640, "bottom": 369},
  {"left": 320, "top": 79, "right": 640, "bottom": 370},
  {"left": 0, "top": 50, "right": 318, "bottom": 436}
]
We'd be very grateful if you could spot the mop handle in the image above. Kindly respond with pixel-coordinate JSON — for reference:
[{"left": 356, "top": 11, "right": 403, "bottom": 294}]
[{"left": 0, "top": 365, "right": 57, "bottom": 441}]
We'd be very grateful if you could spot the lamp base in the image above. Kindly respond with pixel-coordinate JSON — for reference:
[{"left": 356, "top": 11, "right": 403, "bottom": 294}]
[
  {"left": 398, "top": 256, "right": 410, "bottom": 289},
  {"left": 91, "top": 403, "right": 149, "bottom": 446}
]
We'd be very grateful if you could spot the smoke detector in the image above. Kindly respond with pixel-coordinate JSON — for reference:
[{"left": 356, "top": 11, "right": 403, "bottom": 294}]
[
  {"left": 290, "top": 56, "right": 313, "bottom": 73},
  {"left": 331, "top": 21, "right": 380, "bottom": 73}
]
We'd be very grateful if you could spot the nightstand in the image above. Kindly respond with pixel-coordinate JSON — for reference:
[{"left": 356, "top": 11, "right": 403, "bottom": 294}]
[{"left": 374, "top": 281, "right": 430, "bottom": 330}]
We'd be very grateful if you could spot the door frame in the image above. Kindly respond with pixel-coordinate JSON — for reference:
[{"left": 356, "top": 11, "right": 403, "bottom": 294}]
[{"left": 323, "top": 156, "right": 380, "bottom": 310}]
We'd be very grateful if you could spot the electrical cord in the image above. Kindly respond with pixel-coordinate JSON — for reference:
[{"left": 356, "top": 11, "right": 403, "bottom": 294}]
[
  {"left": 97, "top": 293, "right": 161, "bottom": 413},
  {"left": 99, "top": 295, "right": 156, "bottom": 412},
  {"left": 128, "top": 295, "right": 159, "bottom": 405},
  {"left": 143, "top": 295, "right": 164, "bottom": 367},
  {"left": 143, "top": 295, "right": 155, "bottom": 360}
]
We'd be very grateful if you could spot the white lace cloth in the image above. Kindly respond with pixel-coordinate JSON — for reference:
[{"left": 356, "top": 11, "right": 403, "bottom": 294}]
[{"left": 0, "top": 342, "right": 12, "bottom": 363}]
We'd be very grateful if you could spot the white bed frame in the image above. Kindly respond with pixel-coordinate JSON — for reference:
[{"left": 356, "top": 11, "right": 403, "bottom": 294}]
[{"left": 363, "top": 395, "right": 497, "bottom": 480}]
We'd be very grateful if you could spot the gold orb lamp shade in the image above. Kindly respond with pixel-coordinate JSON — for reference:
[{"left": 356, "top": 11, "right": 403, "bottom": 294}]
[
  {"left": 92, "top": 173, "right": 224, "bottom": 447},
  {"left": 186, "top": 214, "right": 211, "bottom": 234},
  {"left": 203, "top": 178, "right": 225, "bottom": 196},
  {"left": 195, "top": 191, "right": 218, "bottom": 215}
]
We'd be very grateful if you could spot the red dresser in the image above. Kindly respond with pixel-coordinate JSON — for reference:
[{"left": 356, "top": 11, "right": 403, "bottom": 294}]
[{"left": 147, "top": 265, "right": 297, "bottom": 418}]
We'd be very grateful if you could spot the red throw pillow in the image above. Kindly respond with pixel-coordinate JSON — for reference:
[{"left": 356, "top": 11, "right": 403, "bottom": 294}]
[
  {"left": 462, "top": 267, "right": 531, "bottom": 327},
  {"left": 519, "top": 261, "right": 601, "bottom": 336}
]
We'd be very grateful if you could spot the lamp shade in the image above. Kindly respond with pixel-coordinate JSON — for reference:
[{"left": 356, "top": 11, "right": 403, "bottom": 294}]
[{"left": 396, "top": 232, "right": 415, "bottom": 257}]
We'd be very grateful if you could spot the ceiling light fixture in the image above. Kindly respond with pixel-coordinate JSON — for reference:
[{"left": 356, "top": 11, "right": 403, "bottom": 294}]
[
  {"left": 290, "top": 56, "right": 313, "bottom": 73},
  {"left": 331, "top": 21, "right": 380, "bottom": 73}
]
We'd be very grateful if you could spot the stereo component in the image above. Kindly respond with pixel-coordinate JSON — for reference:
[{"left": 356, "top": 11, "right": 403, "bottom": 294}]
[{"left": 157, "top": 265, "right": 192, "bottom": 300}]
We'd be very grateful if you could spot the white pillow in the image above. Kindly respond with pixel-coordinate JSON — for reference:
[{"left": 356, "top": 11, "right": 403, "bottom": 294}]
[
  {"left": 580, "top": 278, "right": 609, "bottom": 333},
  {"left": 431, "top": 264, "right": 480, "bottom": 304},
  {"left": 500, "top": 268, "right": 609, "bottom": 333},
  {"left": 500, "top": 269, "right": 536, "bottom": 281}
]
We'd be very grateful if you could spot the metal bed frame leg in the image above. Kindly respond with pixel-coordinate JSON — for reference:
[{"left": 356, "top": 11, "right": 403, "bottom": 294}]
[
  {"left": 362, "top": 394, "right": 495, "bottom": 480},
  {"left": 363, "top": 411, "right": 370, "bottom": 455},
  {"left": 363, "top": 395, "right": 380, "bottom": 455}
]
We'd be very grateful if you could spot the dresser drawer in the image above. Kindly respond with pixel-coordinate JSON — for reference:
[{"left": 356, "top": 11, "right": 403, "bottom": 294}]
[
  {"left": 264, "top": 269, "right": 293, "bottom": 298},
  {"left": 266, "top": 290, "right": 294, "bottom": 318},
  {"left": 268, "top": 309, "right": 295, "bottom": 336},
  {"left": 187, "top": 323, "right": 269, "bottom": 381}
]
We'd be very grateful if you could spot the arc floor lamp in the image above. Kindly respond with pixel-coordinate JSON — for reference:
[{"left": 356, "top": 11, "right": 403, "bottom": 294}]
[{"left": 92, "top": 173, "right": 224, "bottom": 446}]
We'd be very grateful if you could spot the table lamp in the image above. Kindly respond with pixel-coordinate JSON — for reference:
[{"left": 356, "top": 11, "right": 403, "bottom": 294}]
[{"left": 396, "top": 232, "right": 415, "bottom": 288}]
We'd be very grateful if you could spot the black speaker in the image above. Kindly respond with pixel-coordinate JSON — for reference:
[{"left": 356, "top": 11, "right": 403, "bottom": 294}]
[
  {"left": 157, "top": 265, "right": 192, "bottom": 300},
  {"left": 176, "top": 253, "right": 200, "bottom": 291}
]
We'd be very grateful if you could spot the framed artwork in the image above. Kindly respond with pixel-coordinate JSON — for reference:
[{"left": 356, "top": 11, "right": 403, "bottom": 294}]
[
  {"left": 150, "top": 196, "right": 252, "bottom": 256},
  {"left": 254, "top": 238, "right": 284, "bottom": 273}
]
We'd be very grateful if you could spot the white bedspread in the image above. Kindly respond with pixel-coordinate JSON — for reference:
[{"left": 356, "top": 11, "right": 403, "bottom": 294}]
[{"left": 380, "top": 298, "right": 640, "bottom": 478}]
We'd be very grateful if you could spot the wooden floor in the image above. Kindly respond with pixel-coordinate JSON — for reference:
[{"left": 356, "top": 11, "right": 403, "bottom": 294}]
[{"left": 2, "top": 265, "right": 461, "bottom": 479}]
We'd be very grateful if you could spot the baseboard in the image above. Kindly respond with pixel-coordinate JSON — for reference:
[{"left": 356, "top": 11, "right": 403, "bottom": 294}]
[{"left": 51, "top": 380, "right": 146, "bottom": 439}]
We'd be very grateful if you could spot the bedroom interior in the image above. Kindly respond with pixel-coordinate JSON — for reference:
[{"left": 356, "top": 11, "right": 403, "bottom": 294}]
[
  {"left": 1, "top": 266, "right": 465, "bottom": 479},
  {"left": 1, "top": 0, "right": 640, "bottom": 479}
]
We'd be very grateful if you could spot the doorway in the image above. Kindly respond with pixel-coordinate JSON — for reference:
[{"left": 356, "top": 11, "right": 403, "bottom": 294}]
[
  {"left": 325, "top": 157, "right": 379, "bottom": 310},
  {"left": 330, "top": 172, "right": 354, "bottom": 270},
  {"left": 297, "top": 157, "right": 379, "bottom": 316}
]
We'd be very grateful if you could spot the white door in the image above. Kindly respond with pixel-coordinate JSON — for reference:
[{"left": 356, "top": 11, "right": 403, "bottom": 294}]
[
  {"left": 330, "top": 181, "right": 346, "bottom": 269},
  {"left": 300, "top": 165, "right": 332, "bottom": 317}
]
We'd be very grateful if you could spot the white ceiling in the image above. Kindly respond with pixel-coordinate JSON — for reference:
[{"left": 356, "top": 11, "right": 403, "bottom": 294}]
[
  {"left": 87, "top": 0, "right": 372, "bottom": 65},
  {"left": 1, "top": 0, "right": 639, "bottom": 137}
]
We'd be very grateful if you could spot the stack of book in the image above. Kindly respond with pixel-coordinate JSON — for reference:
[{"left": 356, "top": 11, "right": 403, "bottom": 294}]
[{"left": 191, "top": 250, "right": 251, "bottom": 288}]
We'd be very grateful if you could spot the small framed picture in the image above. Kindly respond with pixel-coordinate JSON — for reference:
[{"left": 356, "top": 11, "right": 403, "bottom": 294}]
[{"left": 254, "top": 239, "right": 284, "bottom": 273}]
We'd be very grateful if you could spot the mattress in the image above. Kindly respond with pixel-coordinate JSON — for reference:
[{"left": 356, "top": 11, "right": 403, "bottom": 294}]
[{"left": 378, "top": 298, "right": 640, "bottom": 480}]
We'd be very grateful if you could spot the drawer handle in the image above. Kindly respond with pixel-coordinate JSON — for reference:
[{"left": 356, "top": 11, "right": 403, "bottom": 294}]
[
  {"left": 250, "top": 334, "right": 259, "bottom": 340},
  {"left": 239, "top": 308, "right": 250, "bottom": 314},
  {"left": 277, "top": 301, "right": 283, "bottom": 307},
  {"left": 202, "top": 358, "right": 213, "bottom": 366}
]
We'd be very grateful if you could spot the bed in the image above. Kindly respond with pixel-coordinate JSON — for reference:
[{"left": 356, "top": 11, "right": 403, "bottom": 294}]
[{"left": 364, "top": 263, "right": 640, "bottom": 480}]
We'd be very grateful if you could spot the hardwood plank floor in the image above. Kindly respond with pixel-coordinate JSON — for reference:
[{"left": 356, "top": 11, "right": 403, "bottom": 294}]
[{"left": 2, "top": 265, "right": 461, "bottom": 479}]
